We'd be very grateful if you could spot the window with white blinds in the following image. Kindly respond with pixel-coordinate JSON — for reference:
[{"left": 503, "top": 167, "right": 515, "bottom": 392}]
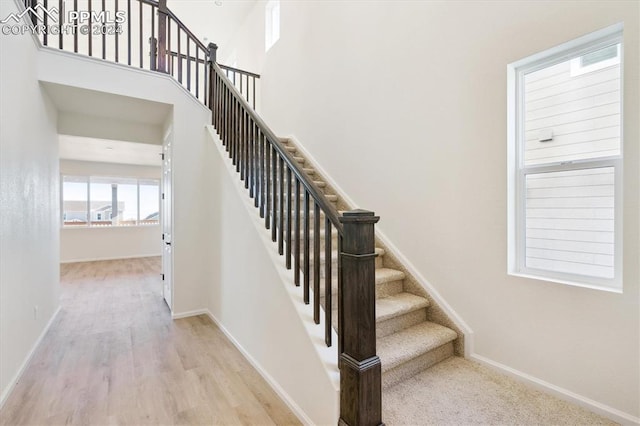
[{"left": 508, "top": 24, "right": 623, "bottom": 291}]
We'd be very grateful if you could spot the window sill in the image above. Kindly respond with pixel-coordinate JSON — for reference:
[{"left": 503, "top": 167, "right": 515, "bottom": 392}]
[
  {"left": 61, "top": 224, "right": 160, "bottom": 230},
  {"left": 508, "top": 271, "right": 622, "bottom": 294}
]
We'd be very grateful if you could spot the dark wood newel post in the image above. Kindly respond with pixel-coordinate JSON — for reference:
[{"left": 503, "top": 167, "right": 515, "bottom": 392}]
[
  {"left": 157, "top": 0, "right": 168, "bottom": 73},
  {"left": 149, "top": 37, "right": 158, "bottom": 71},
  {"left": 207, "top": 43, "right": 218, "bottom": 122},
  {"left": 339, "top": 210, "right": 384, "bottom": 426},
  {"left": 208, "top": 42, "right": 218, "bottom": 64}
]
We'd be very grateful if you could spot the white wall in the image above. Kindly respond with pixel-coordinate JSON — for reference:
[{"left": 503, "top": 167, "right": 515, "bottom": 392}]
[
  {"left": 206, "top": 128, "right": 339, "bottom": 425},
  {"left": 59, "top": 160, "right": 162, "bottom": 263},
  {"left": 58, "top": 111, "right": 164, "bottom": 145},
  {"left": 37, "top": 47, "right": 213, "bottom": 316},
  {"left": 224, "top": 0, "right": 640, "bottom": 420},
  {"left": 0, "top": 0, "right": 61, "bottom": 406}
]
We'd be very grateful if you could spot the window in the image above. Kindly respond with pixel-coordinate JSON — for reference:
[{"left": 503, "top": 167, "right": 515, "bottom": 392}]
[
  {"left": 265, "top": 0, "right": 280, "bottom": 52},
  {"left": 507, "top": 24, "right": 623, "bottom": 291},
  {"left": 62, "top": 175, "right": 160, "bottom": 227}
]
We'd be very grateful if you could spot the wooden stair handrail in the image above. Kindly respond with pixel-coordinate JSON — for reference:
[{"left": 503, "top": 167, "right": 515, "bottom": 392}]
[{"left": 209, "top": 59, "right": 344, "bottom": 234}]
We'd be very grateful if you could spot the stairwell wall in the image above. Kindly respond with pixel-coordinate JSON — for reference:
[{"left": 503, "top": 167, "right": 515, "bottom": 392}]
[
  {"left": 205, "top": 128, "right": 339, "bottom": 425},
  {"left": 0, "top": 0, "right": 61, "bottom": 405},
  {"left": 36, "top": 48, "right": 214, "bottom": 317},
  {"left": 221, "top": 0, "right": 639, "bottom": 420}
]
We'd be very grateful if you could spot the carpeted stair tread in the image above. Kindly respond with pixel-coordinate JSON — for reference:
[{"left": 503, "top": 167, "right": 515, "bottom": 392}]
[
  {"left": 378, "top": 322, "right": 457, "bottom": 373},
  {"left": 376, "top": 293, "right": 429, "bottom": 323},
  {"left": 375, "top": 268, "right": 405, "bottom": 285}
]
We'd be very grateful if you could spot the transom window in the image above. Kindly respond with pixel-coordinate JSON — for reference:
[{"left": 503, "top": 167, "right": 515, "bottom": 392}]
[{"left": 507, "top": 24, "right": 623, "bottom": 292}]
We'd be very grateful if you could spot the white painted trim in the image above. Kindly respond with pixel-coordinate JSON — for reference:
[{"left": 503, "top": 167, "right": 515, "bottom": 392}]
[
  {"left": 284, "top": 134, "right": 474, "bottom": 356},
  {"left": 171, "top": 309, "right": 209, "bottom": 320},
  {"left": 205, "top": 310, "right": 315, "bottom": 426},
  {"left": 0, "top": 306, "right": 62, "bottom": 410},
  {"left": 470, "top": 353, "right": 640, "bottom": 426},
  {"left": 60, "top": 253, "right": 161, "bottom": 264}
]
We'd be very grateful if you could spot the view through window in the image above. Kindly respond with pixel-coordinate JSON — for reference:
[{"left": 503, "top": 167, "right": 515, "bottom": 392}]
[{"left": 62, "top": 175, "right": 160, "bottom": 227}]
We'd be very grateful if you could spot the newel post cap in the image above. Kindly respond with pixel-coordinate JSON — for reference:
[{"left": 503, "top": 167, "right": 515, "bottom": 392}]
[{"left": 340, "top": 209, "right": 380, "bottom": 224}]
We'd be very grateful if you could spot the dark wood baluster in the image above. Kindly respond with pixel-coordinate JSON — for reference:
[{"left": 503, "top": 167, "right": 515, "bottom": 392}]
[
  {"left": 252, "top": 77, "right": 256, "bottom": 109},
  {"left": 167, "top": 20, "right": 171, "bottom": 75},
  {"left": 58, "top": 0, "right": 63, "bottom": 49},
  {"left": 245, "top": 112, "right": 250, "bottom": 189},
  {"left": 338, "top": 234, "right": 343, "bottom": 355},
  {"left": 271, "top": 148, "right": 277, "bottom": 242},
  {"left": 303, "top": 191, "right": 310, "bottom": 304},
  {"left": 259, "top": 132, "right": 266, "bottom": 218},
  {"left": 239, "top": 109, "right": 245, "bottom": 179},
  {"left": 278, "top": 157, "right": 284, "bottom": 255},
  {"left": 239, "top": 72, "right": 243, "bottom": 99},
  {"left": 88, "top": 0, "right": 93, "bottom": 56},
  {"left": 294, "top": 178, "right": 301, "bottom": 286},
  {"left": 313, "top": 202, "right": 320, "bottom": 324},
  {"left": 325, "top": 218, "right": 332, "bottom": 346},
  {"left": 139, "top": 1, "right": 143, "bottom": 67},
  {"left": 223, "top": 88, "right": 228, "bottom": 145},
  {"left": 74, "top": 0, "right": 78, "bottom": 52},
  {"left": 265, "top": 141, "right": 271, "bottom": 229},
  {"left": 253, "top": 123, "right": 259, "bottom": 208},
  {"left": 286, "top": 167, "right": 292, "bottom": 269},
  {"left": 102, "top": 0, "right": 106, "bottom": 59},
  {"left": 186, "top": 39, "right": 191, "bottom": 91},
  {"left": 114, "top": 0, "right": 119, "bottom": 62},
  {"left": 195, "top": 48, "right": 199, "bottom": 98},
  {"left": 235, "top": 100, "right": 240, "bottom": 164},
  {"left": 126, "top": 0, "right": 131, "bottom": 64},
  {"left": 41, "top": 0, "right": 47, "bottom": 45},
  {"left": 227, "top": 90, "right": 232, "bottom": 152},
  {"left": 177, "top": 28, "right": 182, "bottom": 82}
]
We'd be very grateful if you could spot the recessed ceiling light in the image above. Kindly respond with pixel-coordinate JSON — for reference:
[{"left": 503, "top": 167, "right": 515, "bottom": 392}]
[
  {"left": 214, "top": 0, "right": 222, "bottom": 6},
  {"left": 106, "top": 147, "right": 114, "bottom": 150}
]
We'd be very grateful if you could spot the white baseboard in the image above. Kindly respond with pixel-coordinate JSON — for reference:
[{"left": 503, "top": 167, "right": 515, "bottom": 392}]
[
  {"left": 171, "top": 305, "right": 314, "bottom": 425},
  {"left": 470, "top": 353, "right": 640, "bottom": 426},
  {"left": 0, "top": 305, "right": 62, "bottom": 410},
  {"left": 60, "top": 253, "right": 161, "bottom": 264},
  {"left": 171, "top": 309, "right": 209, "bottom": 320},
  {"left": 203, "top": 310, "right": 315, "bottom": 426}
]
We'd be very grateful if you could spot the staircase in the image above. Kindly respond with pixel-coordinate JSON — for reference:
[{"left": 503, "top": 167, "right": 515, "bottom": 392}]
[
  {"left": 277, "top": 138, "right": 461, "bottom": 389},
  {"left": 22, "top": 0, "right": 466, "bottom": 421}
]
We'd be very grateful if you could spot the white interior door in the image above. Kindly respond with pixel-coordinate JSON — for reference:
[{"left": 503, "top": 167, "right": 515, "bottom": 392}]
[{"left": 162, "top": 129, "right": 173, "bottom": 311}]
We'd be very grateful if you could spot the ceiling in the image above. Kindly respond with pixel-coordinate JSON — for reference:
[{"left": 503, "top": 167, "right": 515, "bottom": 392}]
[
  {"left": 59, "top": 135, "right": 162, "bottom": 167},
  {"left": 166, "top": 0, "right": 258, "bottom": 56},
  {"left": 42, "top": 82, "right": 172, "bottom": 126}
]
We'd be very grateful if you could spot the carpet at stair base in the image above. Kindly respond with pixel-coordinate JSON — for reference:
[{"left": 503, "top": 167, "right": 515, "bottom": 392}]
[{"left": 382, "top": 357, "right": 614, "bottom": 425}]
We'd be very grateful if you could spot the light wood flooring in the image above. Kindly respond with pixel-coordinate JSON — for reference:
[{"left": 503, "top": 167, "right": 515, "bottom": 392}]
[{"left": 0, "top": 257, "right": 300, "bottom": 426}]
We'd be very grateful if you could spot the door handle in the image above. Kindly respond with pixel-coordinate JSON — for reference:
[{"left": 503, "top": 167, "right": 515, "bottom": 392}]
[{"left": 165, "top": 242, "right": 172, "bottom": 245}]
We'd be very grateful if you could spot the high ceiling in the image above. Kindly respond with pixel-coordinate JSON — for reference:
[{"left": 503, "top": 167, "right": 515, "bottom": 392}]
[
  {"left": 59, "top": 135, "right": 163, "bottom": 167},
  {"left": 166, "top": 0, "right": 258, "bottom": 57}
]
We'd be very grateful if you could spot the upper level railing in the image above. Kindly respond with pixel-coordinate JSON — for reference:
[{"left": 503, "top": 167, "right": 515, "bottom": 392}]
[
  {"left": 21, "top": 0, "right": 382, "bottom": 423},
  {"left": 22, "top": 0, "right": 257, "bottom": 107}
]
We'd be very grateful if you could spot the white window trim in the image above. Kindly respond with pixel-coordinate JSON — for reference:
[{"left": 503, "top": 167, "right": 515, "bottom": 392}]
[
  {"left": 61, "top": 175, "right": 161, "bottom": 229},
  {"left": 507, "top": 23, "right": 624, "bottom": 292}
]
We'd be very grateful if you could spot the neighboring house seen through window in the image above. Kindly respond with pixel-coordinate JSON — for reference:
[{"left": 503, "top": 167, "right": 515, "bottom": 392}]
[
  {"left": 507, "top": 24, "right": 623, "bottom": 292},
  {"left": 62, "top": 175, "right": 160, "bottom": 227}
]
